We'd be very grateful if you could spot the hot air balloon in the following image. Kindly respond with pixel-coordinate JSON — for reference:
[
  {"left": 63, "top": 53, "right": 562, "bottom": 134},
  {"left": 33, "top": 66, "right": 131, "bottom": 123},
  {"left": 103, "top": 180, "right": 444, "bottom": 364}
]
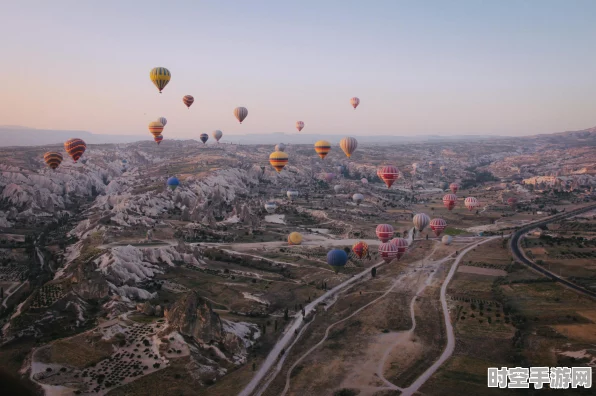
[
  {"left": 200, "top": 134, "right": 209, "bottom": 144},
  {"left": 428, "top": 161, "right": 436, "bottom": 171},
  {"left": 352, "top": 241, "right": 369, "bottom": 259},
  {"left": 334, "top": 185, "right": 342, "bottom": 194},
  {"left": 314, "top": 140, "right": 331, "bottom": 159},
  {"left": 336, "top": 165, "right": 346, "bottom": 174},
  {"left": 167, "top": 177, "right": 180, "bottom": 191},
  {"left": 352, "top": 193, "right": 364, "bottom": 205},
  {"left": 440, "top": 165, "right": 448, "bottom": 175},
  {"left": 439, "top": 182, "right": 449, "bottom": 190},
  {"left": 443, "top": 194, "right": 457, "bottom": 211},
  {"left": 507, "top": 197, "right": 518, "bottom": 209},
  {"left": 269, "top": 151, "right": 288, "bottom": 172},
  {"left": 154, "top": 135, "right": 163, "bottom": 145},
  {"left": 379, "top": 242, "right": 398, "bottom": 263},
  {"left": 264, "top": 201, "right": 277, "bottom": 214},
  {"left": 464, "top": 197, "right": 479, "bottom": 211},
  {"left": 212, "top": 130, "right": 223, "bottom": 142},
  {"left": 412, "top": 163, "right": 419, "bottom": 175},
  {"left": 378, "top": 165, "right": 400, "bottom": 188},
  {"left": 64, "top": 138, "right": 87, "bottom": 163},
  {"left": 287, "top": 190, "right": 299, "bottom": 201},
  {"left": 376, "top": 224, "right": 394, "bottom": 242},
  {"left": 322, "top": 173, "right": 335, "bottom": 183},
  {"left": 327, "top": 249, "right": 348, "bottom": 272},
  {"left": 183, "top": 95, "right": 194, "bottom": 109},
  {"left": 413, "top": 213, "right": 430, "bottom": 231},
  {"left": 449, "top": 183, "right": 459, "bottom": 194},
  {"left": 148, "top": 121, "right": 164, "bottom": 138},
  {"left": 157, "top": 117, "right": 167, "bottom": 127},
  {"left": 390, "top": 237, "right": 409, "bottom": 260},
  {"left": 430, "top": 218, "right": 447, "bottom": 237},
  {"left": 296, "top": 121, "right": 304, "bottom": 132},
  {"left": 350, "top": 97, "right": 360, "bottom": 109},
  {"left": 275, "top": 143, "right": 286, "bottom": 152},
  {"left": 442, "top": 235, "right": 453, "bottom": 245},
  {"left": 234, "top": 107, "right": 248, "bottom": 124},
  {"left": 149, "top": 67, "right": 171, "bottom": 93},
  {"left": 44, "top": 152, "right": 63, "bottom": 169},
  {"left": 361, "top": 178, "right": 368, "bottom": 184},
  {"left": 339, "top": 137, "right": 358, "bottom": 158},
  {"left": 288, "top": 232, "right": 303, "bottom": 245}
]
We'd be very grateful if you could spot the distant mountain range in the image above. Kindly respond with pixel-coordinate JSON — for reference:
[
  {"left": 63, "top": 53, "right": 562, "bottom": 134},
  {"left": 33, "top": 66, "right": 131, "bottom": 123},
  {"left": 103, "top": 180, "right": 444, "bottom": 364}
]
[{"left": 0, "top": 126, "right": 143, "bottom": 146}]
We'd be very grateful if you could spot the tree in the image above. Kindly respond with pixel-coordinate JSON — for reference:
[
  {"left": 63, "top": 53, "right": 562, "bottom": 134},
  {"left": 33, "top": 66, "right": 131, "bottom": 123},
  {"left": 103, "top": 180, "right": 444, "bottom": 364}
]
[
  {"left": 284, "top": 308, "right": 289, "bottom": 321},
  {"left": 252, "top": 362, "right": 256, "bottom": 371},
  {"left": 371, "top": 267, "right": 377, "bottom": 278}
]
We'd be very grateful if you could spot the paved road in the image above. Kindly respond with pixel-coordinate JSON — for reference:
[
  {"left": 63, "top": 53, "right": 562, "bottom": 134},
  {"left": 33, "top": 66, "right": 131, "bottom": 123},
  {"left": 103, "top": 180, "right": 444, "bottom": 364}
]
[{"left": 509, "top": 203, "right": 596, "bottom": 299}]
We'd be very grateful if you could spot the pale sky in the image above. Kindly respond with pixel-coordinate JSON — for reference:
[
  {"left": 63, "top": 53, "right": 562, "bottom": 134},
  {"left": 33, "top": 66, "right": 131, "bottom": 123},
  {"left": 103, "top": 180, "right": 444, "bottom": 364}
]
[{"left": 1, "top": 0, "right": 595, "bottom": 138}]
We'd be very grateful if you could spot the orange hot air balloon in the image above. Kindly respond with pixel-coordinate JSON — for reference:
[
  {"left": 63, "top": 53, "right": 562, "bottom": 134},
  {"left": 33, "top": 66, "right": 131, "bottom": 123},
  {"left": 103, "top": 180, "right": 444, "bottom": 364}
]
[
  {"left": 64, "top": 138, "right": 86, "bottom": 163},
  {"left": 148, "top": 121, "right": 164, "bottom": 137},
  {"left": 269, "top": 151, "right": 288, "bottom": 172},
  {"left": 44, "top": 152, "right": 63, "bottom": 169},
  {"left": 378, "top": 165, "right": 399, "bottom": 188},
  {"left": 296, "top": 121, "right": 304, "bottom": 132},
  {"left": 314, "top": 140, "right": 331, "bottom": 159},
  {"left": 183, "top": 95, "right": 194, "bottom": 109}
]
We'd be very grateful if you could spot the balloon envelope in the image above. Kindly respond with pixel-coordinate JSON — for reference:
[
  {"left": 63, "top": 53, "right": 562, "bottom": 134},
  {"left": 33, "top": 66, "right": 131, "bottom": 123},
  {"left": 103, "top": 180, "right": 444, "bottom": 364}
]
[
  {"left": 44, "top": 152, "right": 63, "bottom": 169},
  {"left": 327, "top": 249, "right": 348, "bottom": 268},
  {"left": 150, "top": 67, "right": 171, "bottom": 93},
  {"left": 64, "top": 138, "right": 86, "bottom": 163}
]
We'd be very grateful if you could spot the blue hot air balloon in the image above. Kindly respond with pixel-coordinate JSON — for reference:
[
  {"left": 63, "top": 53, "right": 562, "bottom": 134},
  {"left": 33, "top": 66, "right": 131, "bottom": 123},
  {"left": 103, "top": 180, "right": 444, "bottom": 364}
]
[
  {"left": 327, "top": 249, "right": 348, "bottom": 272},
  {"left": 200, "top": 134, "right": 209, "bottom": 144},
  {"left": 167, "top": 177, "right": 180, "bottom": 191}
]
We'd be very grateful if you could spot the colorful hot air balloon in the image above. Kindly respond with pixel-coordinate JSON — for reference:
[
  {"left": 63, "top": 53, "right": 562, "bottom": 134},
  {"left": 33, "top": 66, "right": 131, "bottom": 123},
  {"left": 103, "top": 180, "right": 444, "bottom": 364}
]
[
  {"left": 352, "top": 193, "right": 364, "bottom": 205},
  {"left": 314, "top": 140, "right": 331, "bottom": 159},
  {"left": 264, "top": 201, "right": 277, "bottom": 214},
  {"left": 339, "top": 137, "right": 358, "bottom": 158},
  {"left": 376, "top": 224, "right": 394, "bottom": 242},
  {"left": 288, "top": 232, "right": 303, "bottom": 245},
  {"left": 287, "top": 190, "right": 299, "bottom": 201},
  {"left": 464, "top": 197, "right": 479, "bottom": 211},
  {"left": 234, "top": 107, "right": 248, "bottom": 124},
  {"left": 154, "top": 135, "right": 163, "bottom": 145},
  {"left": 390, "top": 238, "right": 409, "bottom": 260},
  {"left": 443, "top": 194, "right": 457, "bottom": 211},
  {"left": 440, "top": 165, "right": 448, "bottom": 175},
  {"left": 327, "top": 249, "right": 348, "bottom": 272},
  {"left": 64, "top": 138, "right": 87, "bottom": 163},
  {"left": 200, "top": 134, "right": 209, "bottom": 144},
  {"left": 430, "top": 218, "right": 447, "bottom": 237},
  {"left": 182, "top": 95, "right": 194, "bottom": 109},
  {"left": 507, "top": 197, "right": 518, "bottom": 209},
  {"left": 413, "top": 213, "right": 430, "bottom": 231},
  {"left": 350, "top": 97, "right": 360, "bottom": 109},
  {"left": 378, "top": 165, "right": 400, "bottom": 188},
  {"left": 361, "top": 178, "right": 368, "bottom": 184},
  {"left": 157, "top": 117, "right": 167, "bottom": 127},
  {"left": 148, "top": 121, "right": 164, "bottom": 138},
  {"left": 379, "top": 242, "right": 398, "bottom": 263},
  {"left": 212, "top": 130, "right": 223, "bottom": 142},
  {"left": 449, "top": 183, "right": 459, "bottom": 194},
  {"left": 167, "top": 177, "right": 180, "bottom": 191},
  {"left": 442, "top": 235, "right": 453, "bottom": 245},
  {"left": 269, "top": 151, "right": 288, "bottom": 173},
  {"left": 44, "top": 152, "right": 63, "bottom": 170},
  {"left": 352, "top": 241, "right": 369, "bottom": 259},
  {"left": 275, "top": 143, "right": 286, "bottom": 152},
  {"left": 296, "top": 121, "right": 304, "bottom": 132},
  {"left": 333, "top": 185, "right": 342, "bottom": 194},
  {"left": 150, "top": 67, "right": 171, "bottom": 93}
]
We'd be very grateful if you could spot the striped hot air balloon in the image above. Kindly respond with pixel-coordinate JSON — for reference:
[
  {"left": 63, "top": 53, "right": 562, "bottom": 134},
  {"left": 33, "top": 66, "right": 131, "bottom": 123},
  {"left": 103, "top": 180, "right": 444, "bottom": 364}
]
[
  {"left": 212, "top": 130, "right": 223, "bottom": 142},
  {"left": 44, "top": 152, "right": 63, "bottom": 170},
  {"left": 148, "top": 121, "right": 164, "bottom": 137},
  {"left": 464, "top": 197, "right": 479, "bottom": 211},
  {"left": 443, "top": 194, "right": 457, "bottom": 211},
  {"left": 327, "top": 249, "right": 348, "bottom": 272},
  {"left": 352, "top": 241, "right": 369, "bottom": 259},
  {"left": 352, "top": 193, "right": 364, "bottom": 205},
  {"left": 314, "top": 140, "right": 331, "bottom": 159},
  {"left": 183, "top": 95, "right": 194, "bottom": 109},
  {"left": 378, "top": 165, "right": 400, "bottom": 188},
  {"left": 200, "top": 134, "right": 209, "bottom": 144},
  {"left": 64, "top": 138, "right": 86, "bottom": 163},
  {"left": 275, "top": 143, "right": 286, "bottom": 152},
  {"left": 339, "top": 137, "right": 358, "bottom": 158},
  {"left": 269, "top": 151, "right": 288, "bottom": 172},
  {"left": 149, "top": 67, "right": 171, "bottom": 93},
  {"left": 350, "top": 97, "right": 360, "bottom": 109},
  {"left": 430, "top": 218, "right": 447, "bottom": 237},
  {"left": 287, "top": 190, "right": 299, "bottom": 201},
  {"left": 376, "top": 224, "right": 394, "bottom": 242},
  {"left": 449, "top": 183, "right": 459, "bottom": 194},
  {"left": 288, "top": 232, "right": 303, "bottom": 245},
  {"left": 154, "top": 135, "right": 163, "bottom": 145},
  {"left": 234, "top": 107, "right": 248, "bottom": 124},
  {"left": 157, "top": 117, "right": 167, "bottom": 127},
  {"left": 296, "top": 121, "right": 304, "bottom": 132},
  {"left": 379, "top": 242, "right": 398, "bottom": 263},
  {"left": 413, "top": 213, "right": 430, "bottom": 231},
  {"left": 390, "top": 238, "right": 409, "bottom": 260}
]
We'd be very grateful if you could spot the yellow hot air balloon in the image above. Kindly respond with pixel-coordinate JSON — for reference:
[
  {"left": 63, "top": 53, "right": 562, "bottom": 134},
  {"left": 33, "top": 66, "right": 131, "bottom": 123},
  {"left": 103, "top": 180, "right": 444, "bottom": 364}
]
[
  {"left": 314, "top": 140, "right": 331, "bottom": 159},
  {"left": 288, "top": 232, "right": 303, "bottom": 245},
  {"left": 148, "top": 121, "right": 164, "bottom": 138},
  {"left": 269, "top": 151, "right": 288, "bottom": 172},
  {"left": 339, "top": 137, "right": 358, "bottom": 158},
  {"left": 150, "top": 67, "right": 171, "bottom": 93}
]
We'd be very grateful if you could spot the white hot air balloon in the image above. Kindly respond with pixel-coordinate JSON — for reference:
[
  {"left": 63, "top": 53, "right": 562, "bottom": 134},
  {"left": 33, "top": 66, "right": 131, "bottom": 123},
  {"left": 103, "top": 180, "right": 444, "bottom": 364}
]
[
  {"left": 212, "top": 130, "right": 223, "bottom": 142},
  {"left": 275, "top": 143, "right": 286, "bottom": 152},
  {"left": 352, "top": 193, "right": 364, "bottom": 205}
]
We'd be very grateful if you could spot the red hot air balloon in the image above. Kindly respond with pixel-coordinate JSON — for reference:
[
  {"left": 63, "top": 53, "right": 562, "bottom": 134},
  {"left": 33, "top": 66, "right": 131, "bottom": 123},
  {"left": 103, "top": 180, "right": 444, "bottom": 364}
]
[
  {"left": 183, "top": 95, "right": 194, "bottom": 109},
  {"left": 449, "top": 183, "right": 459, "bottom": 194},
  {"left": 443, "top": 194, "right": 457, "bottom": 211},
  {"left": 154, "top": 135, "right": 163, "bottom": 145},
  {"left": 507, "top": 197, "right": 518, "bottom": 209},
  {"left": 350, "top": 97, "right": 360, "bottom": 109},
  {"left": 64, "top": 138, "right": 87, "bottom": 163},
  {"left": 379, "top": 242, "right": 398, "bottom": 263},
  {"left": 390, "top": 238, "right": 409, "bottom": 260},
  {"left": 378, "top": 165, "right": 399, "bottom": 188},
  {"left": 464, "top": 197, "right": 479, "bottom": 211},
  {"left": 296, "top": 121, "right": 304, "bottom": 132},
  {"left": 375, "top": 224, "right": 394, "bottom": 242},
  {"left": 430, "top": 218, "right": 447, "bottom": 237},
  {"left": 352, "top": 241, "right": 369, "bottom": 259}
]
